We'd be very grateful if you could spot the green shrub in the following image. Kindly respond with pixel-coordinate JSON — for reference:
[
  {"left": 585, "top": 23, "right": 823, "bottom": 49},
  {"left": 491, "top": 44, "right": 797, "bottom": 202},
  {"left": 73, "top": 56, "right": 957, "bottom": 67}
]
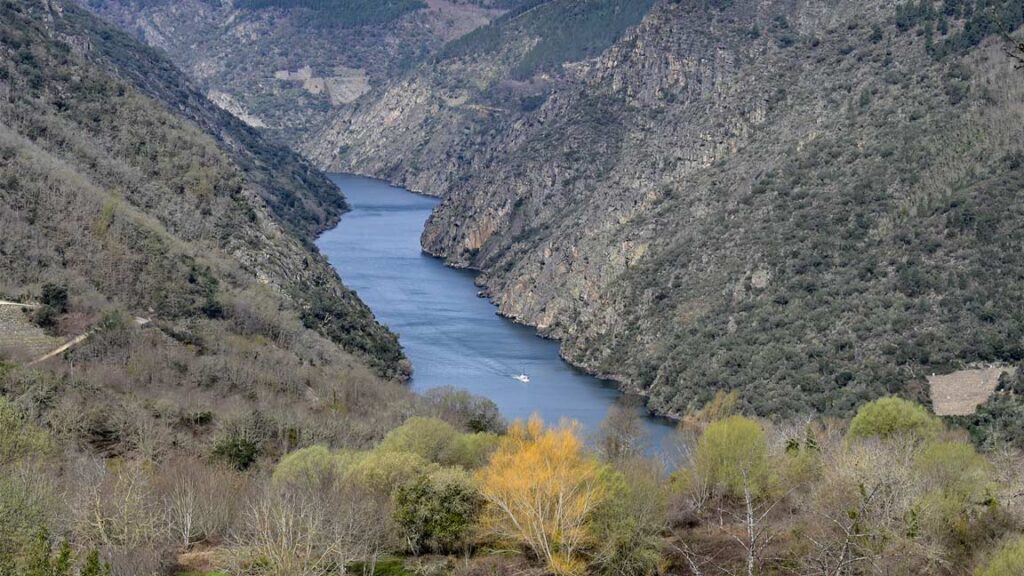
[
  {"left": 915, "top": 441, "right": 990, "bottom": 495},
  {"left": 393, "top": 467, "right": 482, "bottom": 554},
  {"left": 446, "top": 432, "right": 500, "bottom": 469},
  {"left": 213, "top": 436, "right": 260, "bottom": 470},
  {"left": 590, "top": 461, "right": 666, "bottom": 576},
  {"left": 0, "top": 398, "right": 51, "bottom": 464},
  {"left": 379, "top": 417, "right": 460, "bottom": 463},
  {"left": 847, "top": 397, "right": 942, "bottom": 442},
  {"left": 272, "top": 445, "right": 350, "bottom": 488},
  {"left": 346, "top": 558, "right": 412, "bottom": 576},
  {"left": 378, "top": 417, "right": 499, "bottom": 469},
  {"left": 40, "top": 283, "right": 68, "bottom": 313},
  {"left": 694, "top": 415, "right": 770, "bottom": 498},
  {"left": 348, "top": 450, "right": 437, "bottom": 494},
  {"left": 977, "top": 536, "right": 1024, "bottom": 576}
]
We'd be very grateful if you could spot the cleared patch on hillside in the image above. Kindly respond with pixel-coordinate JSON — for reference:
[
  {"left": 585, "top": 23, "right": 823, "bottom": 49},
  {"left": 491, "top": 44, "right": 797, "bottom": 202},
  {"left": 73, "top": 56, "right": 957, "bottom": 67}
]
[
  {"left": 929, "top": 366, "right": 1015, "bottom": 416},
  {"left": 274, "top": 65, "right": 371, "bottom": 105},
  {"left": 0, "top": 304, "right": 62, "bottom": 363}
]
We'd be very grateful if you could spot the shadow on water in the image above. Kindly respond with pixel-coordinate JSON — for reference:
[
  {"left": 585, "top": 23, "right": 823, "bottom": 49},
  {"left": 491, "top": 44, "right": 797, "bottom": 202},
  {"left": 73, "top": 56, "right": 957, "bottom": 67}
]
[{"left": 317, "top": 174, "right": 679, "bottom": 460}]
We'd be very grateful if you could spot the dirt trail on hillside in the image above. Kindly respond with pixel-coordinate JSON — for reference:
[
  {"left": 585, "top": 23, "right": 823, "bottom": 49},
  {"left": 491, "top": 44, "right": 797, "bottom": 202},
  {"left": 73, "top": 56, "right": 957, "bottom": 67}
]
[{"left": 0, "top": 300, "right": 39, "bottom": 308}]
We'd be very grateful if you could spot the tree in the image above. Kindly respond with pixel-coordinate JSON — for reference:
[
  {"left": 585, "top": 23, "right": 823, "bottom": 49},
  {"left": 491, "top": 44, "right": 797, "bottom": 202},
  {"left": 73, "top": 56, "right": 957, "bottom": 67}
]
[
  {"left": 476, "top": 415, "right": 607, "bottom": 576},
  {"left": 914, "top": 442, "right": 1006, "bottom": 563},
  {"left": 80, "top": 550, "right": 112, "bottom": 576},
  {"left": 694, "top": 415, "right": 771, "bottom": 499},
  {"left": 0, "top": 398, "right": 51, "bottom": 468},
  {"left": 378, "top": 416, "right": 498, "bottom": 469},
  {"left": 393, "top": 468, "right": 482, "bottom": 554},
  {"left": 272, "top": 446, "right": 350, "bottom": 490},
  {"left": 597, "top": 398, "right": 648, "bottom": 463},
  {"left": 40, "top": 284, "right": 68, "bottom": 313},
  {"left": 157, "top": 458, "right": 247, "bottom": 549},
  {"left": 589, "top": 459, "right": 666, "bottom": 576},
  {"left": 422, "top": 387, "right": 505, "bottom": 434},
  {"left": 846, "top": 397, "right": 942, "bottom": 442},
  {"left": 1007, "top": 36, "right": 1024, "bottom": 69},
  {"left": 347, "top": 450, "right": 438, "bottom": 495},
  {"left": 378, "top": 417, "right": 461, "bottom": 464},
  {"left": 234, "top": 482, "right": 394, "bottom": 576},
  {"left": 688, "top": 416, "right": 777, "bottom": 576}
]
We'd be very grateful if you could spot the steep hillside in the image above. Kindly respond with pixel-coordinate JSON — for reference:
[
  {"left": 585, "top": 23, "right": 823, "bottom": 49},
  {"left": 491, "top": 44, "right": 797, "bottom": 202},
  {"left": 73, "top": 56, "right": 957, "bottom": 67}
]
[
  {"left": 81, "top": 0, "right": 515, "bottom": 145},
  {"left": 0, "top": 0, "right": 409, "bottom": 465},
  {"left": 326, "top": 0, "right": 1024, "bottom": 419},
  {"left": 309, "top": 0, "right": 658, "bottom": 186}
]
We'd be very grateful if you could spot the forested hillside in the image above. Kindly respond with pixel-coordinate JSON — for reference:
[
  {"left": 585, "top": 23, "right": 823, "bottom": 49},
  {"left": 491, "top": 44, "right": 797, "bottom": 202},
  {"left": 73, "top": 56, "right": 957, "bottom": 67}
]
[
  {"left": 0, "top": 0, "right": 410, "bottom": 517},
  {"left": 324, "top": 0, "right": 1024, "bottom": 420}
]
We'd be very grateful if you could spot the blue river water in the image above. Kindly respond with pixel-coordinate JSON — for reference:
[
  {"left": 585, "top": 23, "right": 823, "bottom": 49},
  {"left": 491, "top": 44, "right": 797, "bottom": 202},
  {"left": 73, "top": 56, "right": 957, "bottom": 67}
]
[{"left": 317, "top": 174, "right": 677, "bottom": 457}]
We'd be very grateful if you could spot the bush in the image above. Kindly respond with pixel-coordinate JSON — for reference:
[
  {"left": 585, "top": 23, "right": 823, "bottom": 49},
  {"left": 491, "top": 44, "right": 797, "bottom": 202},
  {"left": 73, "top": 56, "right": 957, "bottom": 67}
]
[
  {"left": 694, "top": 415, "right": 770, "bottom": 498},
  {"left": 847, "top": 397, "right": 942, "bottom": 442},
  {"left": 378, "top": 416, "right": 499, "bottom": 469},
  {"left": 393, "top": 467, "right": 482, "bottom": 554},
  {"left": 590, "top": 460, "right": 666, "bottom": 576},
  {"left": 40, "top": 283, "right": 68, "bottom": 313},
  {"left": 31, "top": 306, "right": 57, "bottom": 331},
  {"left": 213, "top": 436, "right": 260, "bottom": 470},
  {"left": 272, "top": 445, "right": 350, "bottom": 489},
  {"left": 0, "top": 397, "right": 51, "bottom": 464},
  {"left": 977, "top": 536, "right": 1024, "bottom": 576},
  {"left": 348, "top": 450, "right": 438, "bottom": 494},
  {"left": 379, "top": 417, "right": 460, "bottom": 464}
]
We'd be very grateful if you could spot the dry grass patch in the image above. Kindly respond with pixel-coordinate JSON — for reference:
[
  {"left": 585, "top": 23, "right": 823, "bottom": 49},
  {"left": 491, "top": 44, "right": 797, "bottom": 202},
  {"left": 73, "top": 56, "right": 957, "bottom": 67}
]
[
  {"left": 0, "top": 304, "right": 62, "bottom": 363},
  {"left": 929, "top": 366, "right": 1015, "bottom": 416}
]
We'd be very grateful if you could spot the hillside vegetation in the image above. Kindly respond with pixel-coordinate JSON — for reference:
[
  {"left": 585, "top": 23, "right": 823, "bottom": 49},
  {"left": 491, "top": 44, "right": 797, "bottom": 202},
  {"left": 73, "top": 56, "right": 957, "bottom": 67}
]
[
  {"left": 82, "top": 0, "right": 511, "bottom": 145},
  {"left": 0, "top": 0, "right": 411, "bottom": 517},
  {"left": 326, "top": 0, "right": 1024, "bottom": 421},
  {"left": 5, "top": 1, "right": 1024, "bottom": 575},
  {"left": 234, "top": 0, "right": 427, "bottom": 27}
]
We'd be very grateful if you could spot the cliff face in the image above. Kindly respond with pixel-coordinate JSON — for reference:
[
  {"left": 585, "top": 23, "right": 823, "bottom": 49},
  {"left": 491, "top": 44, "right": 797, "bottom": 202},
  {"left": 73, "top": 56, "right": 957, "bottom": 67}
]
[{"left": 327, "top": 0, "right": 1024, "bottom": 418}]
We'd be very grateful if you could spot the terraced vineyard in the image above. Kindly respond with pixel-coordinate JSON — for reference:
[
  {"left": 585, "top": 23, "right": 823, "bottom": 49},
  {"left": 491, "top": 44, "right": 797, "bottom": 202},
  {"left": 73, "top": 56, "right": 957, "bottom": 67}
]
[{"left": 0, "top": 304, "right": 62, "bottom": 363}]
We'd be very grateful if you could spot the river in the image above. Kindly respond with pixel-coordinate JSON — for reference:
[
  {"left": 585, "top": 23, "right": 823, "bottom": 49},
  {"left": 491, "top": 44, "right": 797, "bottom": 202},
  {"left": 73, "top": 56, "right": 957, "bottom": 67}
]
[{"left": 317, "top": 174, "right": 678, "bottom": 457}]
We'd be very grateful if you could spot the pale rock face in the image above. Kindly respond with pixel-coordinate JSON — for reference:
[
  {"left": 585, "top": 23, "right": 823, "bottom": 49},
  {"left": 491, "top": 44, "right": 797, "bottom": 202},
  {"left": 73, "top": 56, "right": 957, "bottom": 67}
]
[{"left": 207, "top": 90, "right": 267, "bottom": 128}]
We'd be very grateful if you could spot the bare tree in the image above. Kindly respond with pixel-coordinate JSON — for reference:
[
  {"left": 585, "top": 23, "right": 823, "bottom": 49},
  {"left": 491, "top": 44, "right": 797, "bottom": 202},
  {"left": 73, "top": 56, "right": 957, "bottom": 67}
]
[
  {"left": 597, "top": 396, "right": 648, "bottom": 462},
  {"left": 1011, "top": 40, "right": 1024, "bottom": 68},
  {"left": 231, "top": 477, "right": 394, "bottom": 576}
]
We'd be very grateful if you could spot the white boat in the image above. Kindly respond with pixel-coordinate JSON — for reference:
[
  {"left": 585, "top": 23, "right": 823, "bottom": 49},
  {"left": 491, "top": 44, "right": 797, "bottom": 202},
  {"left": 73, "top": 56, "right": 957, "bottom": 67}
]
[{"left": 513, "top": 373, "right": 530, "bottom": 383}]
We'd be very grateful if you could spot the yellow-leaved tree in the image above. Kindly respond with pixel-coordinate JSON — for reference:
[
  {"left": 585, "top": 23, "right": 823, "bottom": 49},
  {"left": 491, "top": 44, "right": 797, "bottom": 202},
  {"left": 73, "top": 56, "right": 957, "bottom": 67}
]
[{"left": 475, "top": 415, "right": 606, "bottom": 576}]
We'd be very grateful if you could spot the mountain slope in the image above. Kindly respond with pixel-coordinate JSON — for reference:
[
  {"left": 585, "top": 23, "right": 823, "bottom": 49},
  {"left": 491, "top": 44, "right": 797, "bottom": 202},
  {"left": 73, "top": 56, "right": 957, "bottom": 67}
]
[
  {"left": 81, "top": 0, "right": 514, "bottom": 145},
  {"left": 326, "top": 0, "right": 1024, "bottom": 418},
  {"left": 0, "top": 0, "right": 410, "bottom": 461}
]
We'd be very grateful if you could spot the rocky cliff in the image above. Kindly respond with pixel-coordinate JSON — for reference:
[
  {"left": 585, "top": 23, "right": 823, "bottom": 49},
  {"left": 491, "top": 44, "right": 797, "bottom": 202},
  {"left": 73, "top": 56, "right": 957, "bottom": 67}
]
[{"left": 325, "top": 0, "right": 1024, "bottom": 418}]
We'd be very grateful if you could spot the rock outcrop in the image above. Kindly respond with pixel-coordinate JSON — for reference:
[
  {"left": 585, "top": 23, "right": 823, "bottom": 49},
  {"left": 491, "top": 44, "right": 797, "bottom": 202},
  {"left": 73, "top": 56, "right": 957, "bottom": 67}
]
[{"left": 323, "top": 0, "right": 1024, "bottom": 418}]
